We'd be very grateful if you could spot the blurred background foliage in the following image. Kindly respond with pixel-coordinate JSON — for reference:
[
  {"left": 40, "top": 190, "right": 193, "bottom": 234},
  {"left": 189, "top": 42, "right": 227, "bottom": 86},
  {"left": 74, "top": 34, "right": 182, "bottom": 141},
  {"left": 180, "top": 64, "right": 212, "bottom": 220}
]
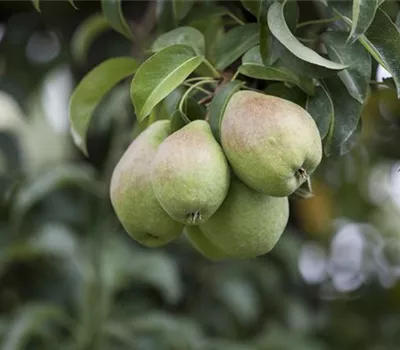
[{"left": 0, "top": 1, "right": 400, "bottom": 349}]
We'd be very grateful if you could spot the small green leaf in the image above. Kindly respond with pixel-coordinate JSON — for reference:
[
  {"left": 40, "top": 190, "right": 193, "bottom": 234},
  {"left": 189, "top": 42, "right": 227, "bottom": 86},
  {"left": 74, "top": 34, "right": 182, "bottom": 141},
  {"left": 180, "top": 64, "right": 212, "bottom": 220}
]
[
  {"left": 151, "top": 27, "right": 205, "bottom": 56},
  {"left": 69, "top": 57, "right": 138, "bottom": 155},
  {"left": 268, "top": 2, "right": 347, "bottom": 70},
  {"left": 173, "top": 0, "right": 194, "bottom": 23},
  {"left": 101, "top": 0, "right": 133, "bottom": 40},
  {"left": 32, "top": 0, "right": 40, "bottom": 12},
  {"left": 208, "top": 81, "right": 244, "bottom": 142},
  {"left": 71, "top": 13, "right": 111, "bottom": 64},
  {"left": 348, "top": 0, "right": 379, "bottom": 43},
  {"left": 306, "top": 84, "right": 333, "bottom": 139},
  {"left": 11, "top": 164, "right": 101, "bottom": 227},
  {"left": 68, "top": 0, "right": 78, "bottom": 9},
  {"left": 323, "top": 76, "right": 363, "bottom": 156},
  {"left": 215, "top": 23, "right": 260, "bottom": 71},
  {"left": 240, "top": 46, "right": 314, "bottom": 95},
  {"left": 131, "top": 45, "right": 202, "bottom": 121},
  {"left": 322, "top": 31, "right": 371, "bottom": 103}
]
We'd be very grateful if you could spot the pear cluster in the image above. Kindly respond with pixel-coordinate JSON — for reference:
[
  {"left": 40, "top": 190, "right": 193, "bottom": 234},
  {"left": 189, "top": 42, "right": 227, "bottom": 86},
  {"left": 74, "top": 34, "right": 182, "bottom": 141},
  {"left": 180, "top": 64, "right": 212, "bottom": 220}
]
[{"left": 110, "top": 90, "right": 322, "bottom": 260}]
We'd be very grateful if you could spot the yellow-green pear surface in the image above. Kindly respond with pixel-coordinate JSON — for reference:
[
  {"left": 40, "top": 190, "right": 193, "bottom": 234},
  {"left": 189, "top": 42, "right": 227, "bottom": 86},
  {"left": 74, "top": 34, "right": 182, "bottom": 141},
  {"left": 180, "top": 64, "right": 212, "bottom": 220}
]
[
  {"left": 200, "top": 177, "right": 289, "bottom": 258},
  {"left": 110, "top": 120, "right": 184, "bottom": 247},
  {"left": 185, "top": 226, "right": 229, "bottom": 261},
  {"left": 151, "top": 120, "right": 230, "bottom": 225},
  {"left": 221, "top": 90, "right": 322, "bottom": 197}
]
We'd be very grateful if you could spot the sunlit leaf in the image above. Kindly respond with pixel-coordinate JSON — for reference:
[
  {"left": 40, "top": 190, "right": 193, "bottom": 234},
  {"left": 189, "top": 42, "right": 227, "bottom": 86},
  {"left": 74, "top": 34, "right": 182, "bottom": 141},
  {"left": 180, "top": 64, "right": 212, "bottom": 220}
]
[
  {"left": 268, "top": 2, "right": 347, "bottom": 70},
  {"left": 348, "top": 0, "right": 379, "bottom": 43},
  {"left": 31, "top": 0, "right": 40, "bottom": 12},
  {"left": 151, "top": 27, "right": 205, "bottom": 56},
  {"left": 69, "top": 57, "right": 137, "bottom": 155},
  {"left": 101, "top": 0, "right": 133, "bottom": 40},
  {"left": 306, "top": 84, "right": 334, "bottom": 139},
  {"left": 208, "top": 81, "right": 244, "bottom": 142},
  {"left": 71, "top": 13, "right": 111, "bottom": 64},
  {"left": 215, "top": 23, "right": 259, "bottom": 71},
  {"left": 322, "top": 31, "right": 371, "bottom": 103},
  {"left": 323, "top": 76, "right": 363, "bottom": 156},
  {"left": 131, "top": 45, "right": 202, "bottom": 121}
]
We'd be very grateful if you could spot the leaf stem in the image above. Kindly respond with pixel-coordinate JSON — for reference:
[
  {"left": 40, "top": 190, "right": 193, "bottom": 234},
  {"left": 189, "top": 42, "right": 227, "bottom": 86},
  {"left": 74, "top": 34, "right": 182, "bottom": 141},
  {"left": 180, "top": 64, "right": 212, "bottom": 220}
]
[
  {"left": 182, "top": 82, "right": 214, "bottom": 95},
  {"left": 227, "top": 11, "right": 246, "bottom": 25},
  {"left": 296, "top": 16, "right": 341, "bottom": 29},
  {"left": 179, "top": 79, "right": 216, "bottom": 121},
  {"left": 202, "top": 58, "right": 222, "bottom": 78},
  {"left": 185, "top": 77, "right": 216, "bottom": 83},
  {"left": 231, "top": 70, "right": 240, "bottom": 81}
]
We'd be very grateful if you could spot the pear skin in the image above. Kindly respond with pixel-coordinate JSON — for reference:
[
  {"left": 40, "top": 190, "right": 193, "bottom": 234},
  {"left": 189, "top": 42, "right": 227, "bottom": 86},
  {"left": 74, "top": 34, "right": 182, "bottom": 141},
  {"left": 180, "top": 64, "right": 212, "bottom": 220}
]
[
  {"left": 151, "top": 120, "right": 230, "bottom": 225},
  {"left": 221, "top": 90, "right": 322, "bottom": 197},
  {"left": 110, "top": 120, "right": 184, "bottom": 247},
  {"left": 200, "top": 177, "right": 289, "bottom": 258},
  {"left": 185, "top": 226, "right": 229, "bottom": 261}
]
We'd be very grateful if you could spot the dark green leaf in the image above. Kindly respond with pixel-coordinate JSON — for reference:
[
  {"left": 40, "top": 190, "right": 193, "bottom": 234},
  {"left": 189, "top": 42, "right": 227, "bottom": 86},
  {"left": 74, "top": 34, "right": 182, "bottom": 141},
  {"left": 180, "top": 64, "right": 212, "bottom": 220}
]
[
  {"left": 241, "top": 0, "right": 265, "bottom": 19},
  {"left": 265, "top": 83, "right": 306, "bottom": 106},
  {"left": 268, "top": 2, "right": 347, "bottom": 70},
  {"left": 151, "top": 27, "right": 205, "bottom": 56},
  {"left": 322, "top": 31, "right": 371, "bottom": 103},
  {"left": 184, "top": 4, "right": 229, "bottom": 24},
  {"left": 323, "top": 76, "right": 363, "bottom": 156},
  {"left": 240, "top": 46, "right": 314, "bottom": 95},
  {"left": 163, "top": 86, "right": 186, "bottom": 117},
  {"left": 215, "top": 23, "right": 260, "bottom": 71},
  {"left": 101, "top": 0, "right": 133, "bottom": 40},
  {"left": 71, "top": 13, "right": 111, "bottom": 64},
  {"left": 131, "top": 45, "right": 202, "bottom": 121},
  {"left": 173, "top": 0, "right": 194, "bottom": 22},
  {"left": 170, "top": 110, "right": 187, "bottom": 132},
  {"left": 208, "top": 81, "right": 244, "bottom": 142},
  {"left": 11, "top": 164, "right": 101, "bottom": 228},
  {"left": 306, "top": 84, "right": 333, "bottom": 139},
  {"left": 348, "top": 0, "right": 379, "bottom": 43},
  {"left": 69, "top": 57, "right": 138, "bottom": 155}
]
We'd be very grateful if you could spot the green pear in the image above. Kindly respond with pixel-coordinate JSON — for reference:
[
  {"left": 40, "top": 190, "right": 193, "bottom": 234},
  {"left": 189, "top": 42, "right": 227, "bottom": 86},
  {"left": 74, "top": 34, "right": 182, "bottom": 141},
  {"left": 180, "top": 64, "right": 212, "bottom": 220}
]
[
  {"left": 221, "top": 90, "right": 322, "bottom": 197},
  {"left": 110, "top": 120, "right": 184, "bottom": 247},
  {"left": 185, "top": 226, "right": 229, "bottom": 261},
  {"left": 200, "top": 177, "right": 289, "bottom": 258},
  {"left": 151, "top": 120, "right": 230, "bottom": 225}
]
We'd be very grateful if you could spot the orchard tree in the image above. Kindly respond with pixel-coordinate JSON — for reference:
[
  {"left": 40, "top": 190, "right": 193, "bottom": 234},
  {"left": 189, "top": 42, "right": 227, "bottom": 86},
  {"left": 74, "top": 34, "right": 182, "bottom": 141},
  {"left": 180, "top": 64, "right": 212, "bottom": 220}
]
[{"left": 60, "top": 0, "right": 400, "bottom": 258}]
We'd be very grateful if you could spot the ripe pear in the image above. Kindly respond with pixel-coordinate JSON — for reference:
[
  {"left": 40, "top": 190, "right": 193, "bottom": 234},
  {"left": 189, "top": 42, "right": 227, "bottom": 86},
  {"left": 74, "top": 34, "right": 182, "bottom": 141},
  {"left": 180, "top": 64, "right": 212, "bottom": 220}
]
[
  {"left": 151, "top": 120, "right": 230, "bottom": 225},
  {"left": 200, "top": 177, "right": 289, "bottom": 258},
  {"left": 110, "top": 120, "right": 184, "bottom": 247},
  {"left": 185, "top": 226, "right": 229, "bottom": 261},
  {"left": 221, "top": 90, "right": 322, "bottom": 197}
]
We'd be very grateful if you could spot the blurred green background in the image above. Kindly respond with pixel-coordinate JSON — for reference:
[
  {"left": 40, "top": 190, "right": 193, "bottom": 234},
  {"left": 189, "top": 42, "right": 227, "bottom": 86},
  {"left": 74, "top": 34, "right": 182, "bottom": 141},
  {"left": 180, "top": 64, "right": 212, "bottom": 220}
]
[{"left": 1, "top": 1, "right": 400, "bottom": 349}]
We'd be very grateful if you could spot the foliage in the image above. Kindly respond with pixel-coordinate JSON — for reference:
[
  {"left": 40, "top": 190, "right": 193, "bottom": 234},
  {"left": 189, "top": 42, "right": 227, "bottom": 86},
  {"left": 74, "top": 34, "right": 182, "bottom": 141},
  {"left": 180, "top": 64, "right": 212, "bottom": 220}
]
[{"left": 1, "top": 0, "right": 400, "bottom": 349}]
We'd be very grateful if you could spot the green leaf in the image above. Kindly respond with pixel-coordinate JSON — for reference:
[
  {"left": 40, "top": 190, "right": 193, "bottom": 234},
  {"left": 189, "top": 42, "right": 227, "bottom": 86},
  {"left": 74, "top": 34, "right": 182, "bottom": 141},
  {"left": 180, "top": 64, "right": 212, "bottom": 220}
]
[
  {"left": 32, "top": 0, "right": 40, "bottom": 12},
  {"left": 163, "top": 86, "right": 186, "bottom": 117},
  {"left": 306, "top": 84, "right": 333, "bottom": 139},
  {"left": 241, "top": 0, "right": 266, "bottom": 19},
  {"left": 71, "top": 13, "right": 111, "bottom": 64},
  {"left": 362, "top": 8, "right": 400, "bottom": 97},
  {"left": 348, "top": 0, "right": 379, "bottom": 43},
  {"left": 101, "top": 0, "right": 133, "bottom": 40},
  {"left": 184, "top": 4, "right": 229, "bottom": 24},
  {"left": 215, "top": 23, "right": 260, "bottom": 71},
  {"left": 173, "top": 0, "right": 194, "bottom": 22},
  {"left": 208, "top": 81, "right": 244, "bottom": 142},
  {"left": 268, "top": 2, "right": 347, "bottom": 70},
  {"left": 68, "top": 0, "right": 78, "bottom": 9},
  {"left": 131, "top": 45, "right": 202, "bottom": 121},
  {"left": 69, "top": 57, "right": 138, "bottom": 155},
  {"left": 170, "top": 110, "right": 187, "bottom": 132},
  {"left": 265, "top": 83, "right": 306, "bottom": 106},
  {"left": 323, "top": 76, "right": 363, "bottom": 156},
  {"left": 239, "top": 46, "right": 314, "bottom": 95},
  {"left": 396, "top": 12, "right": 400, "bottom": 28},
  {"left": 322, "top": 31, "right": 371, "bottom": 103},
  {"left": 11, "top": 164, "right": 101, "bottom": 226},
  {"left": 151, "top": 27, "right": 205, "bottom": 56}
]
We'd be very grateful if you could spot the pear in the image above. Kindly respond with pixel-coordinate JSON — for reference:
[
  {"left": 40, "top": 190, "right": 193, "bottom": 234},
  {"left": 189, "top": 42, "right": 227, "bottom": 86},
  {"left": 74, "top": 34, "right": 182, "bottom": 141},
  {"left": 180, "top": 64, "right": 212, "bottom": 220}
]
[
  {"left": 221, "top": 90, "right": 322, "bottom": 197},
  {"left": 200, "top": 177, "right": 289, "bottom": 258},
  {"left": 151, "top": 120, "right": 230, "bottom": 225},
  {"left": 110, "top": 120, "right": 184, "bottom": 247},
  {"left": 185, "top": 226, "right": 229, "bottom": 261}
]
